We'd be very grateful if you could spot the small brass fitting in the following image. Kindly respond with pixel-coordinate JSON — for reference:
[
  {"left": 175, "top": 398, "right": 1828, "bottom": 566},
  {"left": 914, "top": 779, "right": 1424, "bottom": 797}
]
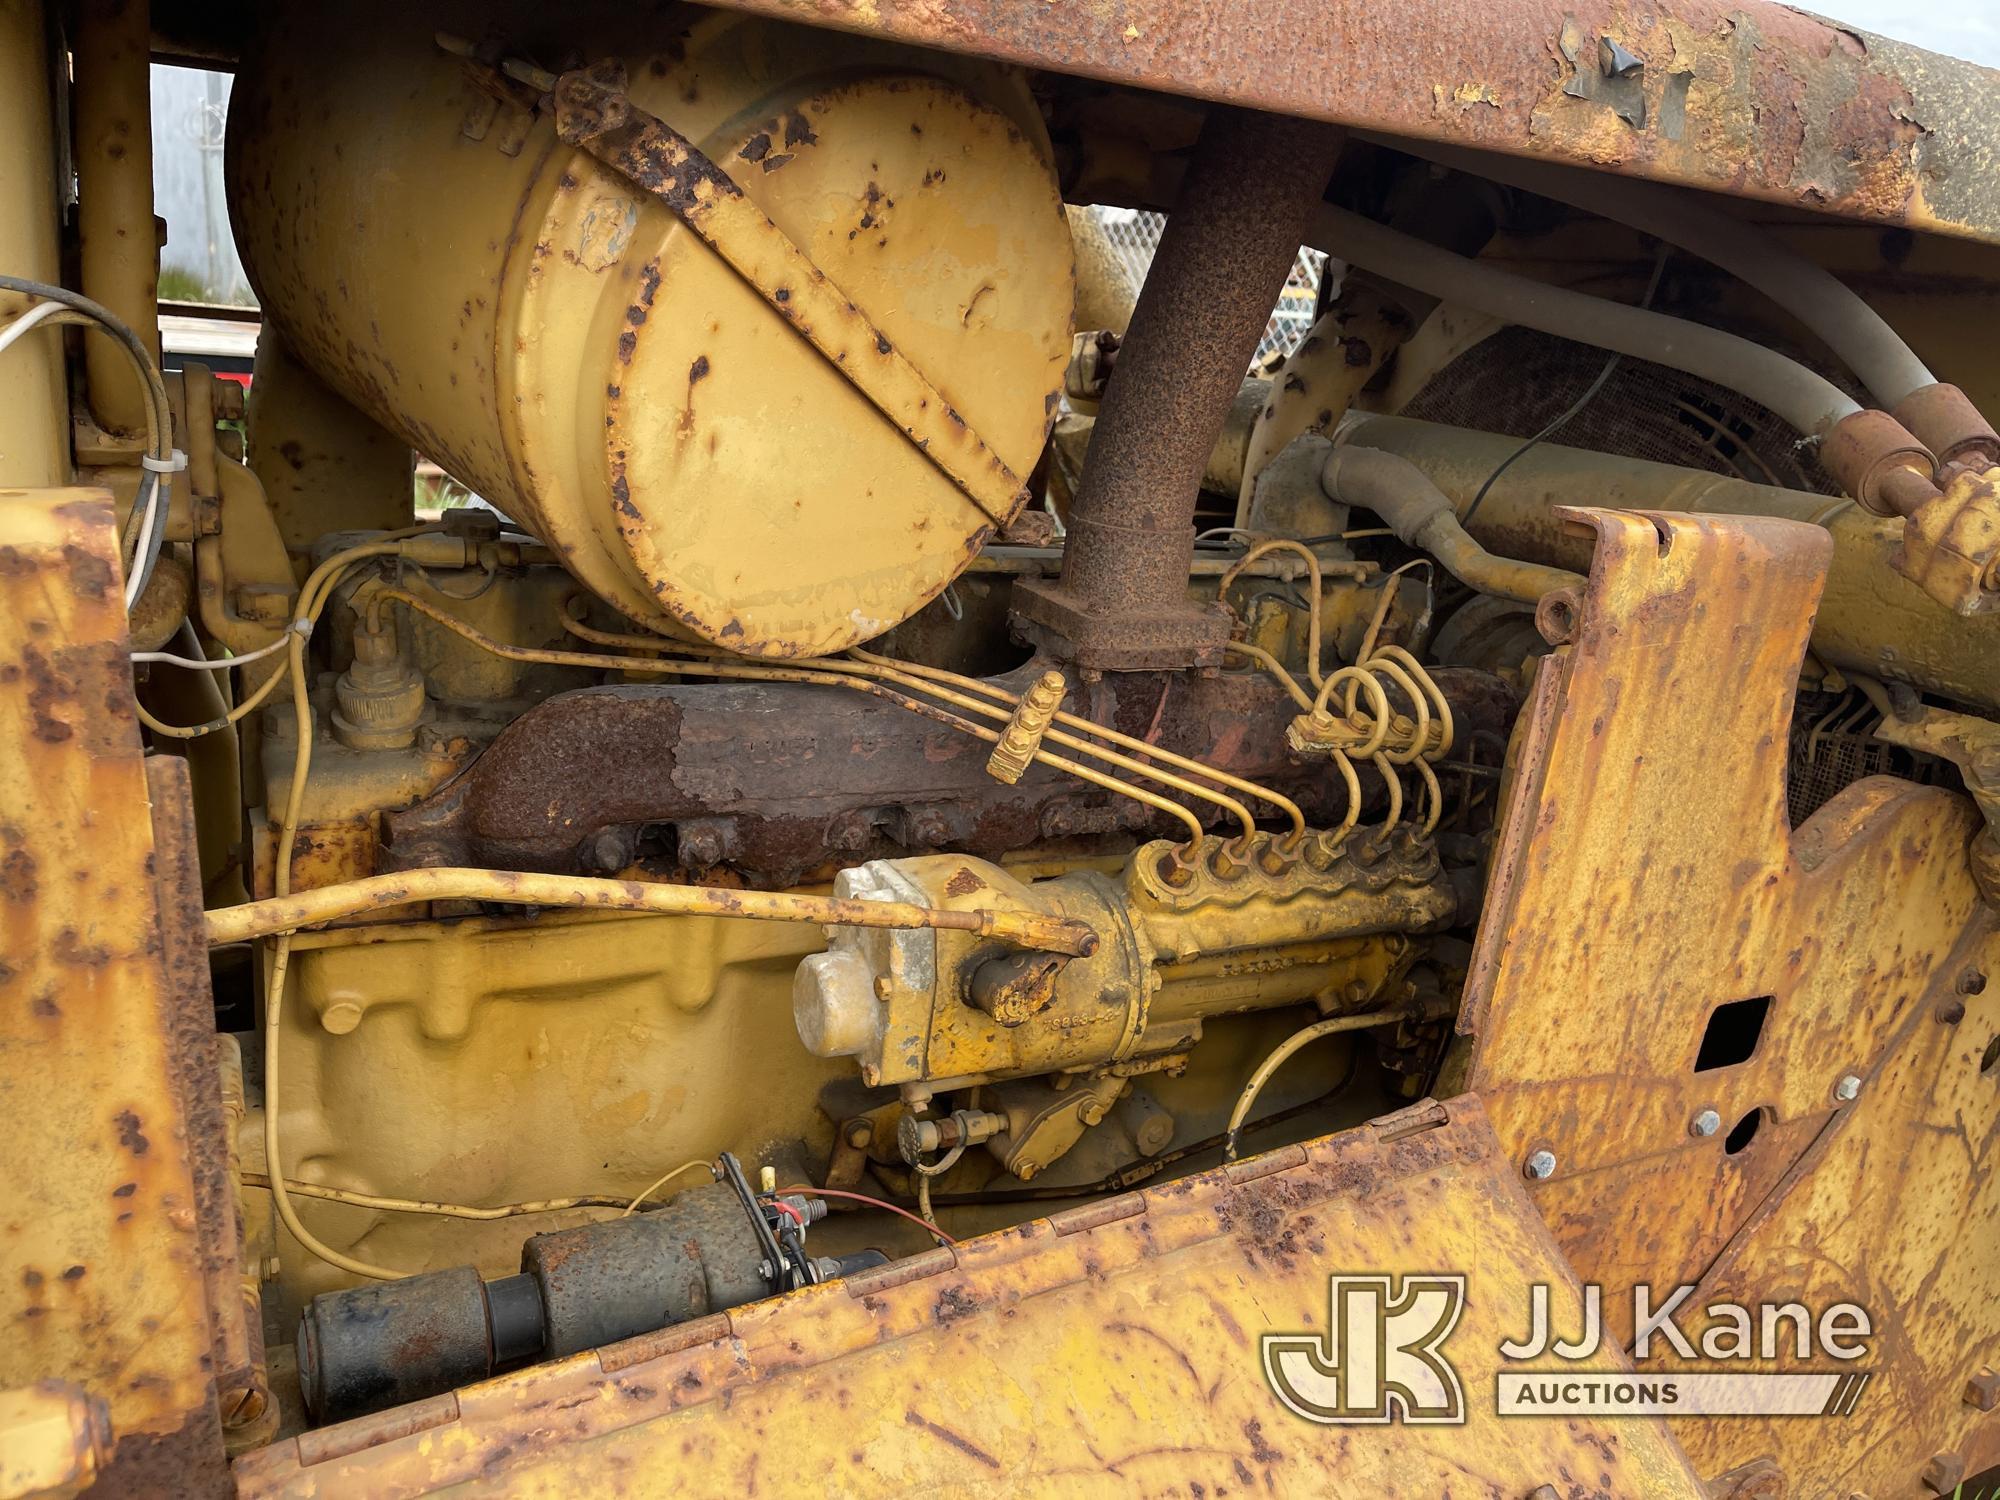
[{"left": 986, "top": 670, "right": 1067, "bottom": 785}]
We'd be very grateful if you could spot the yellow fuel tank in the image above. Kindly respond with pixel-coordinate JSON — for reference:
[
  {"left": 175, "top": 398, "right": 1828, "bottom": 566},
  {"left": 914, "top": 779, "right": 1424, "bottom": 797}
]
[{"left": 227, "top": 2, "right": 1074, "bottom": 656}]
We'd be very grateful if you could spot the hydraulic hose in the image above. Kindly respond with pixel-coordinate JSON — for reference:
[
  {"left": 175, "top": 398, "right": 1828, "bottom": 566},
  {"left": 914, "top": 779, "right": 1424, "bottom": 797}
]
[
  {"left": 1388, "top": 139, "right": 1934, "bottom": 408},
  {"left": 1309, "top": 204, "right": 1861, "bottom": 440}
]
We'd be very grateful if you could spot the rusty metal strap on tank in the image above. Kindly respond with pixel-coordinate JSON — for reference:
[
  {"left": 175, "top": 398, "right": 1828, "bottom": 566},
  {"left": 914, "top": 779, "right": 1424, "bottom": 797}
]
[
  {"left": 204, "top": 868, "right": 1098, "bottom": 956},
  {"left": 544, "top": 57, "right": 1026, "bottom": 528}
]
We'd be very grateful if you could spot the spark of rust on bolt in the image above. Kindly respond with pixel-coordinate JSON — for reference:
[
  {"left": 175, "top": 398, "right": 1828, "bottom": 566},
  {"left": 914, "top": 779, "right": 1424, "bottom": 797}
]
[
  {"left": 548, "top": 59, "right": 1028, "bottom": 527},
  {"left": 204, "top": 868, "right": 1099, "bottom": 956}
]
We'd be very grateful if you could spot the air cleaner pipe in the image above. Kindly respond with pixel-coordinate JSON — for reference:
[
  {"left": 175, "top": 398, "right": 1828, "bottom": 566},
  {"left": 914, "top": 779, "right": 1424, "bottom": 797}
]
[
  {"left": 1311, "top": 202, "right": 1860, "bottom": 441},
  {"left": 1340, "top": 413, "right": 2000, "bottom": 711},
  {"left": 1384, "top": 138, "right": 1936, "bottom": 409}
]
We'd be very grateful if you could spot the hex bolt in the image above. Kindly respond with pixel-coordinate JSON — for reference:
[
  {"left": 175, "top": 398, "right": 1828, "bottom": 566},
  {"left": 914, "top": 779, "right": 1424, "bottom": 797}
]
[
  {"left": 902, "top": 809, "right": 950, "bottom": 847},
  {"left": 1690, "top": 1108, "right": 1721, "bottom": 1138},
  {"left": 1208, "top": 840, "right": 1249, "bottom": 880},
  {"left": 1922, "top": 1452, "right": 1966, "bottom": 1495},
  {"left": 587, "top": 828, "right": 632, "bottom": 873},
  {"left": 678, "top": 823, "right": 725, "bottom": 870},
  {"left": 1158, "top": 847, "right": 1197, "bottom": 890},
  {"left": 1834, "top": 1074, "right": 1862, "bottom": 1102},
  {"left": 1966, "top": 1366, "right": 2000, "bottom": 1412},
  {"left": 1524, "top": 1149, "right": 1557, "bottom": 1181}
]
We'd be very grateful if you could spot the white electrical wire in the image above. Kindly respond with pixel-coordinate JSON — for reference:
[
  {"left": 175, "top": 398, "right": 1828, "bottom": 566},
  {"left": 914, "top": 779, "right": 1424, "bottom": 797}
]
[
  {"left": 132, "top": 621, "right": 302, "bottom": 671},
  {"left": 122, "top": 471, "right": 163, "bottom": 608},
  {"left": 0, "top": 299, "right": 64, "bottom": 356},
  {"left": 124, "top": 448, "right": 188, "bottom": 609}
]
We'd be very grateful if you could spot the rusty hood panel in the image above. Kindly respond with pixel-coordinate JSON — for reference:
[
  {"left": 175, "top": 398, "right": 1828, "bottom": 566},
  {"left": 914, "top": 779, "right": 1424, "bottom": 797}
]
[
  {"left": 695, "top": 0, "right": 2000, "bottom": 243},
  {"left": 232, "top": 1096, "right": 1704, "bottom": 1497}
]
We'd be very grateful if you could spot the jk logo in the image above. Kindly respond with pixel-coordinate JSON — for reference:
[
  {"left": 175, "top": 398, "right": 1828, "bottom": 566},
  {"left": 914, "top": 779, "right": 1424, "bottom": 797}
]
[{"left": 1262, "top": 1275, "right": 1467, "bottom": 1425}]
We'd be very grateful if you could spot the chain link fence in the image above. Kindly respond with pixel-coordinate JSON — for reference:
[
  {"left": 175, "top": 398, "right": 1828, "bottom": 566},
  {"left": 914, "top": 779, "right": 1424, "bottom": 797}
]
[{"left": 1081, "top": 206, "right": 1327, "bottom": 368}]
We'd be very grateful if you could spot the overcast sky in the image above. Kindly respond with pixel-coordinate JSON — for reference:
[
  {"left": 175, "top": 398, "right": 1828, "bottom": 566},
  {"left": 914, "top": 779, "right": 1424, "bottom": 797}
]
[{"left": 1815, "top": 1, "right": 2000, "bottom": 67}]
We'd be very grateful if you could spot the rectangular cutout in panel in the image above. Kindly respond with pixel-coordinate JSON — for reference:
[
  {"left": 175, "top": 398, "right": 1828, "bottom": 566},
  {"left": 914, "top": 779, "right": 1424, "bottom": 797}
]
[{"left": 1694, "top": 995, "right": 1773, "bottom": 1072}]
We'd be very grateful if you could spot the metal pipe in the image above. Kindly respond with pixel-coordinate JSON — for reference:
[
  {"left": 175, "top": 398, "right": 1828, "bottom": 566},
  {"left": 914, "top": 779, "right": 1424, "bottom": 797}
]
[
  {"left": 1388, "top": 138, "right": 1936, "bottom": 409},
  {"left": 1310, "top": 203, "right": 1860, "bottom": 439},
  {"left": 1339, "top": 413, "right": 2000, "bottom": 710},
  {"left": 1223, "top": 997, "right": 1443, "bottom": 1159},
  {"left": 1016, "top": 107, "right": 1344, "bottom": 667},
  {"left": 0, "top": 0, "right": 67, "bottom": 485},
  {"left": 1320, "top": 445, "right": 1583, "bottom": 604},
  {"left": 72, "top": 0, "right": 161, "bottom": 438},
  {"left": 205, "top": 868, "right": 1101, "bottom": 956}
]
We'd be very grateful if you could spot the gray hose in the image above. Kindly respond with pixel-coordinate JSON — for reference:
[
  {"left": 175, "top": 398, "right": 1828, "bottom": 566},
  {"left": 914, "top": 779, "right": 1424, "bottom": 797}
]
[
  {"left": 1310, "top": 204, "right": 1861, "bottom": 439},
  {"left": 1383, "top": 139, "right": 1934, "bottom": 408},
  {"left": 1320, "top": 444, "right": 1582, "bottom": 604}
]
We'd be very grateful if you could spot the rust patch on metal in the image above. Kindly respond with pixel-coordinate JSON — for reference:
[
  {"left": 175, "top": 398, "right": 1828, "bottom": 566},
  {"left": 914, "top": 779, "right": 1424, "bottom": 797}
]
[
  {"left": 382, "top": 667, "right": 1514, "bottom": 885},
  {"left": 904, "top": 1407, "right": 1000, "bottom": 1468},
  {"left": 690, "top": 0, "right": 2000, "bottom": 242}
]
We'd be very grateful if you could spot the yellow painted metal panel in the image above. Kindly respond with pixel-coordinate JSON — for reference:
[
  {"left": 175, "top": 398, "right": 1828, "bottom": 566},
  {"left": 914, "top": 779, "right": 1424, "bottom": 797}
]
[
  {"left": 1462, "top": 505, "right": 1996, "bottom": 1494},
  {"left": 234, "top": 1096, "right": 1704, "bottom": 1497},
  {"left": 0, "top": 489, "right": 230, "bottom": 1490}
]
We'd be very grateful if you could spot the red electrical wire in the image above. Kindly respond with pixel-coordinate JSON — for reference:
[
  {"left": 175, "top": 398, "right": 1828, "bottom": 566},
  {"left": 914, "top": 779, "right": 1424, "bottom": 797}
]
[{"left": 774, "top": 1185, "right": 959, "bottom": 1246}]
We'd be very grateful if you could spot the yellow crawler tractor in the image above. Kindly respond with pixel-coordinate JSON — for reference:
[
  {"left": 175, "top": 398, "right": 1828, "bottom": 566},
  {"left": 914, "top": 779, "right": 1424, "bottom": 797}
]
[{"left": 2, "top": 0, "right": 1997, "bottom": 1494}]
